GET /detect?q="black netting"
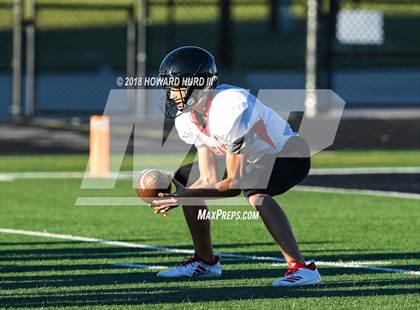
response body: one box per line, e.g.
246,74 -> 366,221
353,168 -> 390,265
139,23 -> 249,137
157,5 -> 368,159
325,0 -> 420,106
2,0 -> 419,121
0,0 -> 13,121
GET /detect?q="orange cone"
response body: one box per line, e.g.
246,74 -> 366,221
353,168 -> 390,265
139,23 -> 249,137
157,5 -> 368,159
89,115 -> 110,177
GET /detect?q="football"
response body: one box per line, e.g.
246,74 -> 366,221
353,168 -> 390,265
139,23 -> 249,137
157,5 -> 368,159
136,169 -> 173,203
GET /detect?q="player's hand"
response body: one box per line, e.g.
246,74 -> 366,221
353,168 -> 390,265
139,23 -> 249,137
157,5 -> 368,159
154,178 -> 186,200
152,179 -> 185,215
151,194 -> 179,216
215,177 -> 239,192
153,203 -> 177,216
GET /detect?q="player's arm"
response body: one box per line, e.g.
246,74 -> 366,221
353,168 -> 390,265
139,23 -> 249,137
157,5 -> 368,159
212,135 -> 246,194
152,133 -> 245,212
172,146 -> 241,198
214,152 -> 244,193
171,137 -> 245,198
188,146 -> 218,189
152,146 -> 240,213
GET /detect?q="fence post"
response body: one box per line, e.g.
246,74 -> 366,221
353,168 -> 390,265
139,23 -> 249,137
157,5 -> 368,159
219,0 -> 231,69
127,4 -> 136,110
11,0 -> 22,122
25,0 -> 36,120
167,0 -> 176,52
323,0 -> 339,90
304,0 -> 321,118
137,0 -> 148,119
269,0 -> 277,30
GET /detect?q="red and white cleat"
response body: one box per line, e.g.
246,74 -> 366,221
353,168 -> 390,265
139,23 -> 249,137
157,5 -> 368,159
272,260 -> 321,287
157,255 -> 221,278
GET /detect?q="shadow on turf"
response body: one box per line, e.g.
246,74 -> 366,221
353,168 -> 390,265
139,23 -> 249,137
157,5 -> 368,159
2,242 -> 420,307
3,242 -> 415,263
1,277 -> 420,308
3,264 -> 420,290
2,243 -> 420,276
0,246 -> 173,261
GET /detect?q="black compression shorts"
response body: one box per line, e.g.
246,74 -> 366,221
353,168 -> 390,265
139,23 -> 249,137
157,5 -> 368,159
174,136 -> 311,198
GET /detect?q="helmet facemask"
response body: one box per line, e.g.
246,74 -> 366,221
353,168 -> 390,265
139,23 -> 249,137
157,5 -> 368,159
160,77 -> 217,119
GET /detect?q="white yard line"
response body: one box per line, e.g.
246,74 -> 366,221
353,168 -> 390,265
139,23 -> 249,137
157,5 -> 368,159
1,228 -> 419,276
308,167 -> 420,175
74,197 -> 250,206
295,186 -> 420,200
0,171 -> 85,180
113,263 -> 167,270
0,171 -> 130,181
74,184 -> 420,207
2,169 -> 420,200
0,166 -> 419,181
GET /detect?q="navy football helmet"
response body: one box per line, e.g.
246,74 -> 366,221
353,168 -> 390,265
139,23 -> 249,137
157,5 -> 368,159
159,46 -> 218,118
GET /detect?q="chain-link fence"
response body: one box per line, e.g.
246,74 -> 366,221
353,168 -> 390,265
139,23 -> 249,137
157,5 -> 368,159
0,0 -> 13,121
145,0 -> 420,106
1,0 -> 420,122
321,0 -> 420,106
32,2 -> 135,116
145,0 -> 309,94
145,0 -> 308,70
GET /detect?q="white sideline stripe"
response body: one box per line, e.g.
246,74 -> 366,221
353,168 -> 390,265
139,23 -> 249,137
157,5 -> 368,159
295,186 -> 420,200
1,228 -> 419,276
0,172 -> 130,181
309,167 -> 420,175
0,172 -> 84,179
114,263 -> 167,270
2,170 -> 419,200
0,175 -> 15,181
74,184 -> 420,207
74,197 -> 250,206
0,166 -> 419,181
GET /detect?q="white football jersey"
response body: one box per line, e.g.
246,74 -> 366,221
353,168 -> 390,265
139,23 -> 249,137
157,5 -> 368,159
175,84 -> 297,163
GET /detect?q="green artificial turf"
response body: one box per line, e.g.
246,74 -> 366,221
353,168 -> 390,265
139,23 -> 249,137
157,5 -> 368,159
0,151 -> 419,308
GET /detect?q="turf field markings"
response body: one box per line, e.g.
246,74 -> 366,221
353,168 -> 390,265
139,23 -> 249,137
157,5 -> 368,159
0,171 -> 129,181
309,167 -> 420,175
113,263 -> 167,270
295,186 -> 420,200
74,184 -> 420,207
1,166 -> 419,181
0,174 -> 15,182
1,228 -> 419,276
75,197 -> 250,206
0,171 -> 84,180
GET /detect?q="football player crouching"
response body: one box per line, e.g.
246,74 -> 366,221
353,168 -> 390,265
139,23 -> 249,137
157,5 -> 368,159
152,46 -> 321,287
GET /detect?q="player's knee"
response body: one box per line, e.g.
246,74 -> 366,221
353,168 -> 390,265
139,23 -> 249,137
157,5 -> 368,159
247,193 -> 271,208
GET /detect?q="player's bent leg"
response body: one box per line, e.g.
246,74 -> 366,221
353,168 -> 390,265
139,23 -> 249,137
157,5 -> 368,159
247,193 -> 304,263
247,193 -> 321,287
173,162 -> 216,262
182,204 -> 215,262
157,203 -> 221,279
157,163 -> 220,279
